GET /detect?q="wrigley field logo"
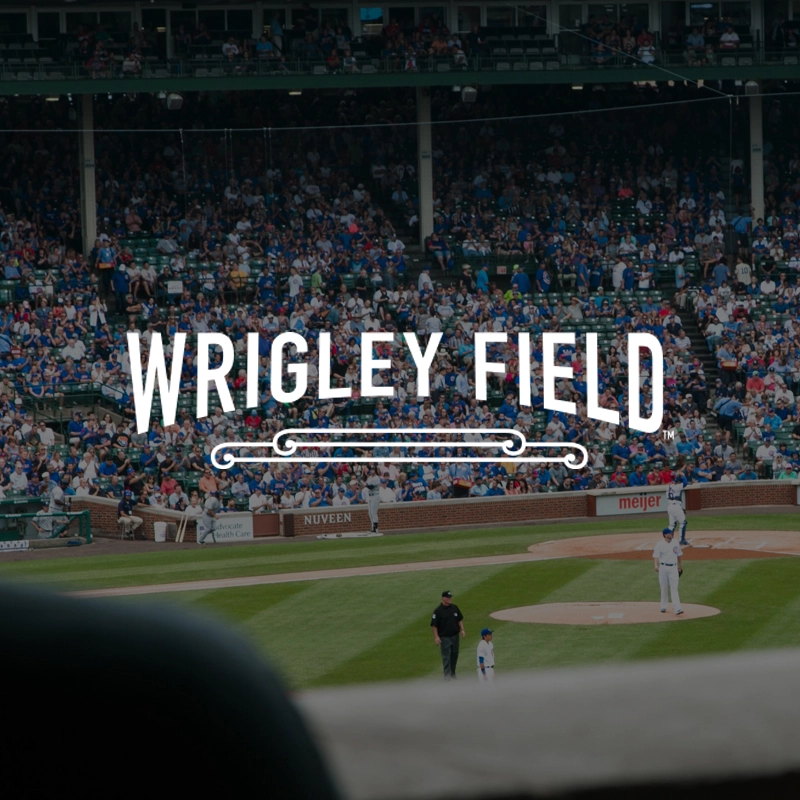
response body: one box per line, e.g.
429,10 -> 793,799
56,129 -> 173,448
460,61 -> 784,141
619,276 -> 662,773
127,331 -> 664,471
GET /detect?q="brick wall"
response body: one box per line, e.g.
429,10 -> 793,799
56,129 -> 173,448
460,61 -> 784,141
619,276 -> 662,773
74,481 -> 799,541
282,481 -> 799,537
71,498 -> 279,540
282,493 -> 588,536
691,482 -> 798,510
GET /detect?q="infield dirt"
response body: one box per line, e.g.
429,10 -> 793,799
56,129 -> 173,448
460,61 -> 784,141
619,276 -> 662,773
528,530 -> 800,560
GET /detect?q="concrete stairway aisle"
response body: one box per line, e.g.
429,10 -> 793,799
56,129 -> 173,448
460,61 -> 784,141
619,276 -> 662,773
681,313 -> 720,440
718,154 -> 738,256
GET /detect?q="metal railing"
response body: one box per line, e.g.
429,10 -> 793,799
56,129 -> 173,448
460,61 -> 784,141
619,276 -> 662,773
23,387 -> 120,426
0,47 -> 795,83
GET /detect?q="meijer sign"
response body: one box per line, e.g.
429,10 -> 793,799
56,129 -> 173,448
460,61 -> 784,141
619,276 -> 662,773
595,491 -> 666,516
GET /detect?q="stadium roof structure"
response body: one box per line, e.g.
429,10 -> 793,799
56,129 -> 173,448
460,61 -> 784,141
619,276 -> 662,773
0,0 -> 780,241
0,0 -> 795,94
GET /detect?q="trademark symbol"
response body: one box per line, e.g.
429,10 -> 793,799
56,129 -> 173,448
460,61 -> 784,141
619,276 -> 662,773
663,429 -> 675,440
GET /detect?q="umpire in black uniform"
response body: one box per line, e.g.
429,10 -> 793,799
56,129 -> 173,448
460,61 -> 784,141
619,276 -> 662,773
430,590 -> 465,680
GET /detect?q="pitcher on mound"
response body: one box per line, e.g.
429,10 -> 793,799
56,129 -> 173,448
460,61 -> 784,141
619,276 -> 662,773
653,528 -> 684,615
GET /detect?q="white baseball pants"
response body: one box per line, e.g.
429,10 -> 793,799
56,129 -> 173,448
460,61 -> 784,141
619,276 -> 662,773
659,566 -> 682,613
198,520 -> 216,543
368,494 -> 380,527
668,501 -> 686,529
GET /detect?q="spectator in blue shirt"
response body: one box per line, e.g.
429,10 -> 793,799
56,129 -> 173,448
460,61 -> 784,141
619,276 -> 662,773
738,465 -> 758,480
629,464 -> 648,486
712,260 -> 729,287
535,265 -> 552,293
476,264 -> 489,293
510,265 -> 530,294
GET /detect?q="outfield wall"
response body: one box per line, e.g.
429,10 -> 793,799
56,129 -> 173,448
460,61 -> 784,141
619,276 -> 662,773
281,493 -> 587,537
281,480 -> 800,537
687,482 -> 798,510
70,498 -> 279,541
74,481 -> 799,540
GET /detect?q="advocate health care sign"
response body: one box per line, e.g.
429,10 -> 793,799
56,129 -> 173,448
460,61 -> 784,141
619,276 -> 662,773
211,512 -> 254,542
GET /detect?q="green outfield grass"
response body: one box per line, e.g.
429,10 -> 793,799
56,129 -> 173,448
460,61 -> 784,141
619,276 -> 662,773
2,514 -> 799,690
146,555 -> 800,690
0,513 -> 794,592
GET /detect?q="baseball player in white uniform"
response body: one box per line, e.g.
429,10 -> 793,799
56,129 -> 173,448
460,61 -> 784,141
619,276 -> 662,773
31,510 -> 54,540
477,628 -> 495,683
198,490 -> 221,544
365,470 -> 381,533
48,475 -> 71,537
666,471 -> 689,546
653,528 -> 683,615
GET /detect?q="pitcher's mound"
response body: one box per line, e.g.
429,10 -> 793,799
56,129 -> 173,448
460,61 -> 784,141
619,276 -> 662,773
491,602 -> 720,625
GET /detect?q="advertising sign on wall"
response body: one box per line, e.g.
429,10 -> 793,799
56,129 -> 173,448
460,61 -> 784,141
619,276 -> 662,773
594,490 -> 668,516
212,513 -> 254,542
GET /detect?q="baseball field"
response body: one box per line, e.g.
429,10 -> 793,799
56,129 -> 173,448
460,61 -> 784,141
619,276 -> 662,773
2,513 -> 800,691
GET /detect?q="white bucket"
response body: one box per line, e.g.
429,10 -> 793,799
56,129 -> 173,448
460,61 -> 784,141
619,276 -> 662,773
154,522 -> 167,543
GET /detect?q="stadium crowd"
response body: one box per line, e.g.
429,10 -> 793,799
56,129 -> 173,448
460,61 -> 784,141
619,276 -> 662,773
1,88 -> 800,532
423,88 -> 741,289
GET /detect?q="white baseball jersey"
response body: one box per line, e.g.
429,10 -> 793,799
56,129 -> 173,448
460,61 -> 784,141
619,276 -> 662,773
653,537 -> 683,613
366,475 -> 381,495
48,485 -> 66,515
652,538 -> 683,567
35,510 -> 54,539
200,496 -> 221,529
666,479 -> 686,504
476,640 -> 495,668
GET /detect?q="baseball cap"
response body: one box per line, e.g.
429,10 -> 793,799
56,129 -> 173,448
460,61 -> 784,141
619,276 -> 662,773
441,591 -> 453,598
662,528 -> 674,536
480,628 -> 493,637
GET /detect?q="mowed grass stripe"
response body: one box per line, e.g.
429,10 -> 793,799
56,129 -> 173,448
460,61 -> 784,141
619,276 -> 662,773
316,560 -> 763,681
240,566 -> 518,688
183,583 -> 310,625
94,557 -> 800,690
314,560 -> 595,688
0,514 -> 793,591
473,560 -> 736,671
540,560 -> 656,604
744,591 -> 800,651
632,559 -> 800,661
512,559 -> 752,668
